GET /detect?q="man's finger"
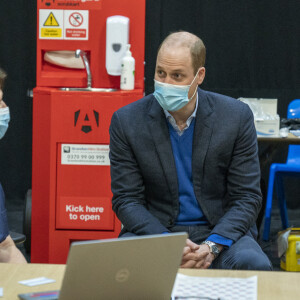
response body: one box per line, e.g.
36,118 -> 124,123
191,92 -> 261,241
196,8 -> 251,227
195,260 -> 205,269
182,246 -> 191,256
180,259 -> 197,268
182,252 -> 199,262
203,261 -> 211,269
194,257 -> 211,269
195,250 -> 209,260
185,239 -> 200,251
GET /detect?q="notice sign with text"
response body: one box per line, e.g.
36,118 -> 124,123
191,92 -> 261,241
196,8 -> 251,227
39,9 -> 89,40
56,196 -> 115,230
64,10 -> 89,40
61,144 -> 110,165
39,9 -> 63,39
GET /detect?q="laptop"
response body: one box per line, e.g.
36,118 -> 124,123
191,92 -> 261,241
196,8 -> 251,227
19,232 -> 187,300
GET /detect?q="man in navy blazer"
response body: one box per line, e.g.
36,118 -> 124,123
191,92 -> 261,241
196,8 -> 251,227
109,31 -> 272,270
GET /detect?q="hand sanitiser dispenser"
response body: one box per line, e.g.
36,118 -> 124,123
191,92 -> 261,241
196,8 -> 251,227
106,16 -> 129,76
121,44 -> 135,90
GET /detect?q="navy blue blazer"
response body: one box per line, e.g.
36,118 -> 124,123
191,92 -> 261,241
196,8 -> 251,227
109,88 -> 262,242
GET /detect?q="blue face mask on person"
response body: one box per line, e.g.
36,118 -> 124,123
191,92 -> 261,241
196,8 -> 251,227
153,69 -> 200,112
0,107 -> 10,139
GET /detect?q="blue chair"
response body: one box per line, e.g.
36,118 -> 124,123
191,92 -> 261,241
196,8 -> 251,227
263,99 -> 300,241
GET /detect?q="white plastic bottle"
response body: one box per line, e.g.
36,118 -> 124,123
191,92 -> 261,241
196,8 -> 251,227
120,44 -> 135,90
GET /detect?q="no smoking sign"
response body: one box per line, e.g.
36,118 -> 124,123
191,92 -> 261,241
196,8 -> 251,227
69,12 -> 83,27
64,10 -> 89,40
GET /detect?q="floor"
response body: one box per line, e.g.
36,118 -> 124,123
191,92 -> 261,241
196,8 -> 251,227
5,197 -> 300,271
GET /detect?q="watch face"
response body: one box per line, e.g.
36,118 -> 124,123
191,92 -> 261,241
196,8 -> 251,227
202,241 -> 220,257
211,245 -> 219,255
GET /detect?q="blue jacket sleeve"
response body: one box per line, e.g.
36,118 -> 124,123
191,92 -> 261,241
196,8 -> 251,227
207,234 -> 233,248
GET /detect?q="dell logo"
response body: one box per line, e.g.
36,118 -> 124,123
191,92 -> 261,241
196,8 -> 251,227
115,268 -> 130,283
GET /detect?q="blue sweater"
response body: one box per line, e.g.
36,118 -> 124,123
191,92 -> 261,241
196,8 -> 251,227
167,120 -> 233,248
168,120 -> 207,225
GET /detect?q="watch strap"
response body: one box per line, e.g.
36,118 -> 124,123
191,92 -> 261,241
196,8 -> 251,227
201,240 -> 220,258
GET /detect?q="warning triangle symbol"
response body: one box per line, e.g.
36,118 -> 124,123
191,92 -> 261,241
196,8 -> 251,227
44,12 -> 59,26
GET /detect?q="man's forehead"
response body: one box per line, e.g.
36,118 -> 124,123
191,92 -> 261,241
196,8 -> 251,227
156,45 -> 192,67
159,44 -> 190,57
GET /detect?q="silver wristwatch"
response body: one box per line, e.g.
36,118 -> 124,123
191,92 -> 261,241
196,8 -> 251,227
201,240 -> 220,258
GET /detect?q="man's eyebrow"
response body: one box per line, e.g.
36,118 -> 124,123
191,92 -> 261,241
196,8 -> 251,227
171,69 -> 185,73
155,66 -> 185,73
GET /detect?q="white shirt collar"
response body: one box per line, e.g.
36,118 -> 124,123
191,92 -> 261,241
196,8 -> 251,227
164,93 -> 198,136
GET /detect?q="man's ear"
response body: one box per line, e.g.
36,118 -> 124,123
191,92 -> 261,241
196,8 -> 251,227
197,67 -> 206,85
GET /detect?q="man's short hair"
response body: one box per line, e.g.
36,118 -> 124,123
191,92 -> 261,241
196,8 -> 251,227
0,68 -> 7,90
157,31 -> 206,75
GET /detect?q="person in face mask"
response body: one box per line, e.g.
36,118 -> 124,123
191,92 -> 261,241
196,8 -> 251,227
109,31 -> 272,271
0,68 -> 26,263
0,69 -> 10,139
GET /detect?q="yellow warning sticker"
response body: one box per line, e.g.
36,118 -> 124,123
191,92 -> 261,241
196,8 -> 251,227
44,12 -> 59,26
41,28 -> 62,38
39,9 -> 63,39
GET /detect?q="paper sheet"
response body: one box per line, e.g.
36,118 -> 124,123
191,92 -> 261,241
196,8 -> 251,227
172,273 -> 257,300
18,277 -> 56,287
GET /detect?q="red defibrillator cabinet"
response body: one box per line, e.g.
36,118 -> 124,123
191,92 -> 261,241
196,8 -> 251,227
31,0 -> 145,263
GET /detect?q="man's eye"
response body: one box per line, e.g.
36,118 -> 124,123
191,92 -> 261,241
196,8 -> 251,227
157,70 -> 165,76
173,73 -> 181,79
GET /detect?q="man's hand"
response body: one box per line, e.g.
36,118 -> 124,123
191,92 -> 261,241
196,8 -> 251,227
194,243 -> 215,269
180,239 -> 211,269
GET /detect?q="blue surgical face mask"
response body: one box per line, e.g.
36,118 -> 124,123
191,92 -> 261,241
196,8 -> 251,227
153,69 -> 200,112
0,107 -> 10,139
